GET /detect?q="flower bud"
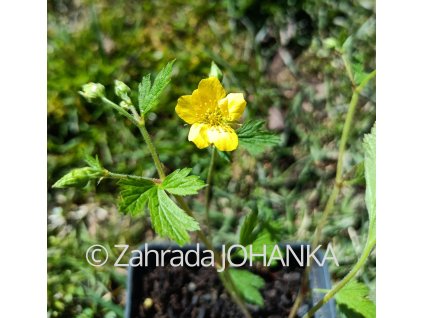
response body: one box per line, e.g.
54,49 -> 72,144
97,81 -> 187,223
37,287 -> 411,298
209,61 -> 223,81
114,80 -> 132,103
79,83 -> 105,101
52,167 -> 105,188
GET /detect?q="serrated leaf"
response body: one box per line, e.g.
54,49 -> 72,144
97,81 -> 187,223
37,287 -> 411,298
84,155 -> 102,170
363,124 -> 376,244
161,168 -> 206,196
237,120 -> 280,155
138,60 -> 175,114
249,230 -> 277,256
335,280 -> 376,318
118,179 -> 156,216
149,188 -> 200,245
229,269 -> 265,307
138,73 -> 151,109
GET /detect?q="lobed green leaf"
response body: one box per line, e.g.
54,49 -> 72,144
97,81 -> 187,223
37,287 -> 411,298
161,168 -> 206,196
84,155 -> 102,170
237,120 -> 280,155
118,178 -> 200,245
335,280 -> 376,318
118,179 -> 156,216
138,60 -> 175,114
229,269 -> 265,307
149,188 -> 200,245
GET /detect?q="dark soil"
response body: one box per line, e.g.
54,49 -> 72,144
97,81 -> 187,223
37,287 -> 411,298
135,264 -> 307,318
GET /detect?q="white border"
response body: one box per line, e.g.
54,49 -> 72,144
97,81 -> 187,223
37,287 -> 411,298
0,1 -> 46,316
378,1 -> 423,316
0,0 -> 422,316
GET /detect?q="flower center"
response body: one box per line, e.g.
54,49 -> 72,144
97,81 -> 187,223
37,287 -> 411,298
203,108 -> 225,127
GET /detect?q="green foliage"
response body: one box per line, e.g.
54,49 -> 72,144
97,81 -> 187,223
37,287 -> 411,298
118,179 -> 155,216
237,209 -> 280,262
352,62 -> 368,86
138,60 -> 175,115
336,280 -> 376,318
239,209 -> 258,246
237,120 -> 280,155
84,155 -> 103,170
118,177 -> 200,245
162,168 -> 206,196
346,162 -> 365,186
48,206 -> 131,318
149,188 -> 200,245
363,125 -> 376,244
229,269 -> 265,307
53,155 -> 105,189
52,167 -> 105,188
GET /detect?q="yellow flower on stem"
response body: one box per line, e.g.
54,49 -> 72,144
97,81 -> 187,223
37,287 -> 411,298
175,77 -> 247,151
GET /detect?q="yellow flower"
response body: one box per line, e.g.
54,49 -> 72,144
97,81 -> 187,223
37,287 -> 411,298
175,77 -> 246,151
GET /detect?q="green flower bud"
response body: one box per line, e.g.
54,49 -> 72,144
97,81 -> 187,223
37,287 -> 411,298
114,80 -> 132,104
79,83 -> 105,101
52,167 -> 106,188
114,80 -> 130,95
209,61 -> 223,81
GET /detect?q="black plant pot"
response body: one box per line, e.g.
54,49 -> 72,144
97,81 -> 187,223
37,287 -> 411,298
125,243 -> 336,318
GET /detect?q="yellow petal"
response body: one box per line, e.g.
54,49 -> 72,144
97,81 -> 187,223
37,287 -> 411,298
226,93 -> 246,121
188,123 -> 210,149
192,77 -> 226,112
218,97 -> 229,118
206,126 -> 238,152
175,95 -> 199,124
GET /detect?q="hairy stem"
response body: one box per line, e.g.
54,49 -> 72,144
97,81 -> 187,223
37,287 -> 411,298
105,171 -> 158,183
288,70 -> 376,318
100,97 -> 139,127
137,117 -> 166,180
315,70 -> 376,246
205,146 -> 217,229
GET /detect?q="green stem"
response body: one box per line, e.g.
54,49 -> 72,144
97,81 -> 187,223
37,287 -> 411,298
314,70 -> 376,248
303,239 -> 376,318
205,146 -> 217,229
137,117 -> 166,180
288,70 -> 375,318
105,171 -> 159,183
341,54 -> 356,87
100,97 -> 139,127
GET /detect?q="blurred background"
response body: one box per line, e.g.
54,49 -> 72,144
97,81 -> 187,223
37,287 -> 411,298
47,0 -> 375,317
